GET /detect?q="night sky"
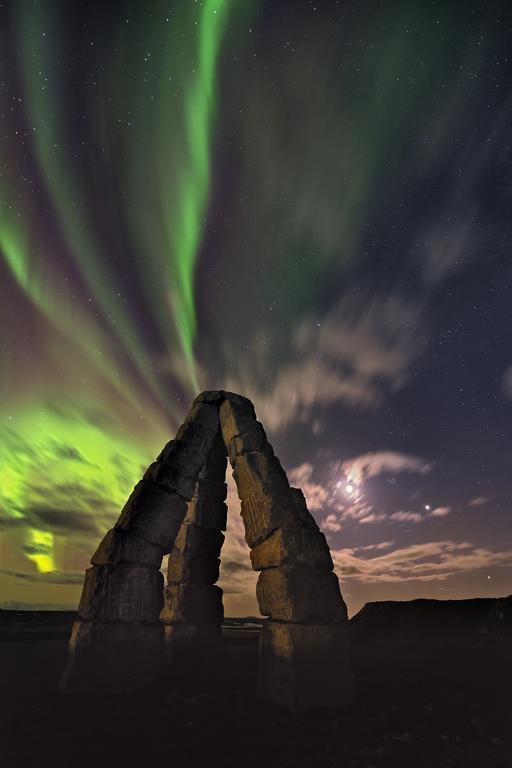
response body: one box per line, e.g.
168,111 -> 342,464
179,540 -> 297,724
1,0 -> 512,616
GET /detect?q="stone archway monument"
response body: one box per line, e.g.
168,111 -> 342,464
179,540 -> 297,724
61,391 -> 354,711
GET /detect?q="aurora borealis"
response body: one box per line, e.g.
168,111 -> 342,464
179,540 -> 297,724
1,0 -> 512,616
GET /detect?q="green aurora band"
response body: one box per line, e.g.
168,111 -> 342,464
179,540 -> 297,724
17,3 -> 170,406
1,0 -> 240,578
0,0 -> 493,612
165,0 -> 231,382
107,0 -> 240,392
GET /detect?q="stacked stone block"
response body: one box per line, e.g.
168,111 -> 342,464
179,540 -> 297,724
61,390 -> 353,711
218,393 -> 354,713
161,432 -> 227,667
60,400 -> 221,694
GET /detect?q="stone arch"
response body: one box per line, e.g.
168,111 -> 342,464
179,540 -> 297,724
61,391 -> 353,711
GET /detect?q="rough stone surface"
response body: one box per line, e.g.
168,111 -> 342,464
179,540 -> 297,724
218,393 -> 256,439
250,527 -> 333,571
64,389 -> 353,708
167,551 -> 220,586
193,390 -> 228,404
161,584 -> 224,625
185,497 -> 227,530
226,428 -> 268,466
173,522 -> 224,558
256,566 -> 347,623
231,450 -> 314,548
289,487 -> 320,530
157,403 -> 220,498
198,430 -> 227,482
175,400 -> 220,442
232,450 -> 289,500
116,479 -> 187,552
60,620 -> 163,694
91,528 -> 163,568
219,397 -> 268,464
143,456 -> 196,501
78,564 -> 163,623
149,402 -> 221,499
195,480 -> 228,503
149,446 -> 196,500
240,490 -> 313,549
258,621 -> 354,712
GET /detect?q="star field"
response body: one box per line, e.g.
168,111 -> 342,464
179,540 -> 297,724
1,0 -> 512,615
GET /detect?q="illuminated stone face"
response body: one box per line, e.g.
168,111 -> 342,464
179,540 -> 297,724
61,391 -> 353,712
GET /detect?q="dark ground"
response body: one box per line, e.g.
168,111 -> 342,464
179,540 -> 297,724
1,597 -> 511,768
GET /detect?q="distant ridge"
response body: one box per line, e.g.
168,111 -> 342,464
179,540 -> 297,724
2,597 -> 511,643
349,596 -> 512,643
0,609 -> 264,642
0,602 -> 77,612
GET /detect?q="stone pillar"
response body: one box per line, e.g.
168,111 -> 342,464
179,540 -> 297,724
60,400 -> 221,694
220,393 -> 354,712
253,516 -> 354,712
59,524 -> 170,693
161,431 -> 227,668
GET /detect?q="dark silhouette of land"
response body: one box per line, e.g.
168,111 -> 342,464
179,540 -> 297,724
1,596 -> 510,767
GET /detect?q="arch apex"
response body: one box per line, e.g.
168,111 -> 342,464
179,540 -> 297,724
60,391 -> 353,711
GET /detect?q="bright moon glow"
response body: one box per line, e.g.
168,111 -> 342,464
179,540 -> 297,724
425,504 -> 431,511
346,484 -> 354,494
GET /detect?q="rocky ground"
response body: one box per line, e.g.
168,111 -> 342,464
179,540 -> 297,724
1,598 -> 511,768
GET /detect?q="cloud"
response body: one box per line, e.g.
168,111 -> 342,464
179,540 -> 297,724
390,511 -> 423,524
342,451 -> 432,484
286,459 -> 438,532
322,514 -> 343,533
51,444 -> 90,464
358,541 -> 395,552
0,569 -> 84,585
413,81 -> 510,289
223,294 -> 425,431
388,506 -> 451,523
217,475 -> 258,614
413,213 -> 479,286
340,504 -> 374,521
469,496 -> 489,508
283,457 -> 449,534
288,463 -> 328,511
332,540 -> 512,583
502,367 -> 512,398
24,505 -> 102,536
359,513 -> 387,525
429,506 -> 451,518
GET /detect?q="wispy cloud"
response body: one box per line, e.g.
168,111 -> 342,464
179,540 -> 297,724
332,540 -> 512,583
430,506 -> 451,518
389,506 -> 451,524
322,514 -> 343,533
224,294 -> 425,431
359,513 -> 387,525
288,463 -> 329,511
285,453 -> 447,533
342,451 -> 432,484
413,79 -> 511,288
217,476 -> 258,615
502,366 -> 512,398
358,541 -> 395,552
412,212 -> 480,286
390,511 -> 423,524
469,496 -> 489,508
